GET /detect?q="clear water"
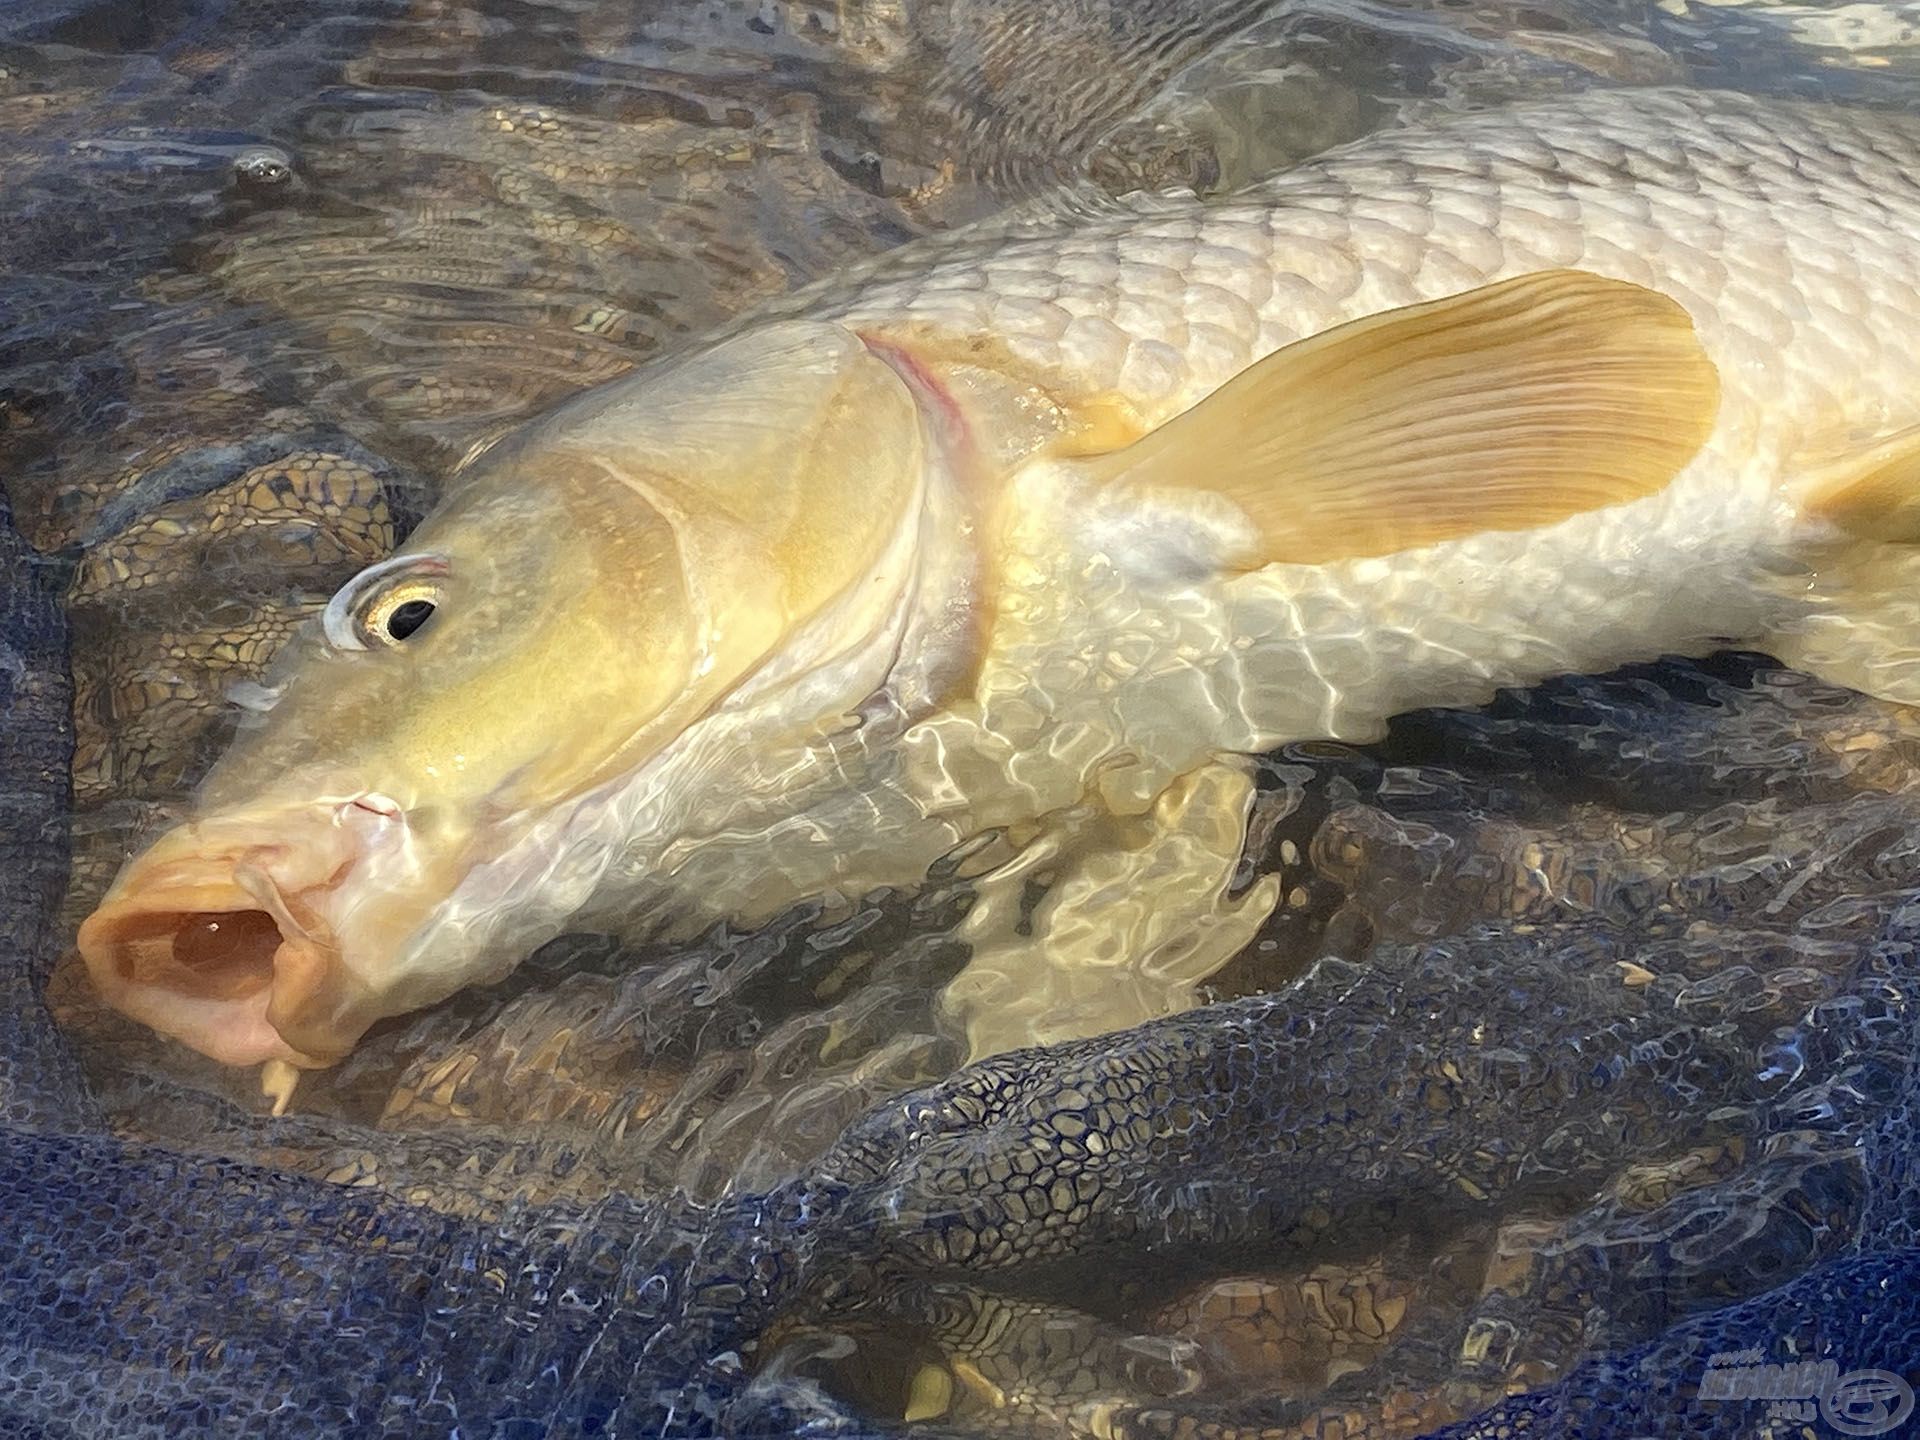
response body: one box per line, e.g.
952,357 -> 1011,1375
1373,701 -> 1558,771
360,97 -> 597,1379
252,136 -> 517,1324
8,0 -> 1920,1433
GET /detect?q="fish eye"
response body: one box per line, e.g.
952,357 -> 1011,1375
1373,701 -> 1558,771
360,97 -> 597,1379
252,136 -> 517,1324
364,587 -> 440,645
384,598 -> 435,639
323,554 -> 450,652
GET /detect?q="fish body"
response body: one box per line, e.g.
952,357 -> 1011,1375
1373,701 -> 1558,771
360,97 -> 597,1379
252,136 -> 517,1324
813,87 -> 1916,734
79,88 -> 1920,1076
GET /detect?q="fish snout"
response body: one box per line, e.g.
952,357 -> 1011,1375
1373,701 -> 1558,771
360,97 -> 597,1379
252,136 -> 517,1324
77,797 -> 415,1068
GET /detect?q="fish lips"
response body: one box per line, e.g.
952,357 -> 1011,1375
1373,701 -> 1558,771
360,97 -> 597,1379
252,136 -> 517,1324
77,797 -> 427,1069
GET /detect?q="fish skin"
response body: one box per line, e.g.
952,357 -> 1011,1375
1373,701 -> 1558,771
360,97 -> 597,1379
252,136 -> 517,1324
851,89 -> 1920,723
79,88 -> 1920,1069
638,88 -> 1920,1053
812,88 -> 1915,424
658,87 -> 1920,895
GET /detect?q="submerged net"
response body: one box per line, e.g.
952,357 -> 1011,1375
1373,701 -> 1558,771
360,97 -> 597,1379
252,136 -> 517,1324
13,482 -> 1920,1435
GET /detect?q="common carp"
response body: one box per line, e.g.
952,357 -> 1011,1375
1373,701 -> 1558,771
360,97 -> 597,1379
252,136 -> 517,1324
78,89 -> 1920,1100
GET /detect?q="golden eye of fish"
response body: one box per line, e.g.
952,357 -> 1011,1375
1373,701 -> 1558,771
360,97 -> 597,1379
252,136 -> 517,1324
360,580 -> 440,645
323,554 -> 450,652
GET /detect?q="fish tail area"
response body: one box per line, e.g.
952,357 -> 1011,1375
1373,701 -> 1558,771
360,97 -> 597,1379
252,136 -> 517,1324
1774,423 -> 1920,705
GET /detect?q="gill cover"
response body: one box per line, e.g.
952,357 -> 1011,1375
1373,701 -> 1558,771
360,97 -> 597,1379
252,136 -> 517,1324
203,319 -> 928,829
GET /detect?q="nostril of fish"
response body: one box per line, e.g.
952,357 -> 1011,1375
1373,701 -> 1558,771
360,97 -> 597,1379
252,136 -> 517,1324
350,794 -> 402,821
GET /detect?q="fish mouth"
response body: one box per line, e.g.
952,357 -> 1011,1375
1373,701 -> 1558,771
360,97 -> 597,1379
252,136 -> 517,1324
77,806 -> 401,1068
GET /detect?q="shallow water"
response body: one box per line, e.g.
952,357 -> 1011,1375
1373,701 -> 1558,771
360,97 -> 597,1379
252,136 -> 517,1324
7,1 -> 1920,1436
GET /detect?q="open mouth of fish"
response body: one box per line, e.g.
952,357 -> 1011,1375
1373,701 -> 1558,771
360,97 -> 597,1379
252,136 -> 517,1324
84,895 -> 327,1065
77,801 -> 412,1069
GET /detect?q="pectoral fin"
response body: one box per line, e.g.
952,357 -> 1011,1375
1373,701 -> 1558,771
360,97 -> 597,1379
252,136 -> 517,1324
1794,424 -> 1920,544
1079,269 -> 1720,567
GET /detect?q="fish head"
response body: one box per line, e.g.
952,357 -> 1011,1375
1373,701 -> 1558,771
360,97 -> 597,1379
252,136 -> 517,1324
79,321 -> 933,1069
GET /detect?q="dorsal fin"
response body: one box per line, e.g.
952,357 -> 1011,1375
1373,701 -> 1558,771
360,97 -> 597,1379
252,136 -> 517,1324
1078,269 -> 1721,567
